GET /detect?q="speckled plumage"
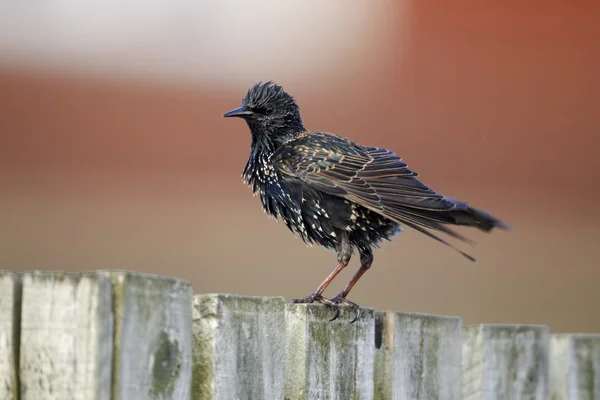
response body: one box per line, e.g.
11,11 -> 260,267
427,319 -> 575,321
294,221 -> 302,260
249,131 -> 403,253
224,82 -> 507,321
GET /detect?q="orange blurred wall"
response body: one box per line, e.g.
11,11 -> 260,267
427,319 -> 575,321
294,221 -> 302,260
1,1 -> 599,332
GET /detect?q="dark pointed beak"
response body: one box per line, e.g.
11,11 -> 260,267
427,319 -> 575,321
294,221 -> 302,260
223,105 -> 253,118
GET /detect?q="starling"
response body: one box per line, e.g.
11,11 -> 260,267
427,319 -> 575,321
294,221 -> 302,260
224,81 -> 507,322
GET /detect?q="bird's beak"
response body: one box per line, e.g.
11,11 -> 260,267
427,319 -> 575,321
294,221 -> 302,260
223,105 -> 253,118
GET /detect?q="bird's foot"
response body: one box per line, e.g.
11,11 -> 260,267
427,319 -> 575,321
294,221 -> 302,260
328,293 -> 360,323
290,293 -> 335,306
291,292 -> 360,323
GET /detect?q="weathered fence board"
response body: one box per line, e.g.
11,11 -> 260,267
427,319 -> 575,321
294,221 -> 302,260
549,333 -> 600,399
2,269 -> 599,399
192,294 -> 286,400
284,303 -> 375,400
19,271 -> 114,400
374,311 -> 462,400
462,324 -> 550,400
107,271 -> 193,400
0,271 -> 21,400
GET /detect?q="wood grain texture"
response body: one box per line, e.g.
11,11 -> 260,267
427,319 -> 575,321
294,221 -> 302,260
550,334 -> 600,399
0,271 -> 21,400
19,271 -> 113,400
374,311 -> 462,400
462,324 -> 550,400
192,294 -> 286,400
107,271 -> 193,400
284,303 -> 375,400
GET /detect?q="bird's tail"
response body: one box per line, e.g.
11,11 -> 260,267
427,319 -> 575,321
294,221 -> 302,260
383,200 -> 508,262
445,203 -> 509,232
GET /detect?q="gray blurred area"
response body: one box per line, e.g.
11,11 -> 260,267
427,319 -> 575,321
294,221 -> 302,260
1,1 -> 599,332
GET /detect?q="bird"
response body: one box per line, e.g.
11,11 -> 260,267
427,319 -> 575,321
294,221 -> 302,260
223,81 -> 507,322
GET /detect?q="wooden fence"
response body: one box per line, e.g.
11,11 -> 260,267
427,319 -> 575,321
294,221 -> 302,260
1,270 -> 598,399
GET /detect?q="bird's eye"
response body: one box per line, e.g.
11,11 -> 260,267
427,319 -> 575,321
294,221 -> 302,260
265,107 -> 274,115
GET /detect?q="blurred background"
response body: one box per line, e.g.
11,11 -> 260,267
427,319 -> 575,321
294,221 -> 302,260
1,1 -> 599,332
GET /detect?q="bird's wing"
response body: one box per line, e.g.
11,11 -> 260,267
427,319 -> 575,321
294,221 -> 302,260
273,131 -> 476,260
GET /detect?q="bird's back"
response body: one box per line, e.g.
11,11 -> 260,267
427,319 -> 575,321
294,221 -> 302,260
272,130 -> 507,259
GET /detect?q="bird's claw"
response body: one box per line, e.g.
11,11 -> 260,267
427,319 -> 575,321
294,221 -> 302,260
328,294 -> 360,323
291,293 -> 360,323
329,306 -> 341,322
350,308 -> 360,324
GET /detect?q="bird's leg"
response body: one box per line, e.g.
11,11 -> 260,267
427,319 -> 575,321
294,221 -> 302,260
290,260 -> 349,305
330,248 -> 373,323
291,235 -> 353,307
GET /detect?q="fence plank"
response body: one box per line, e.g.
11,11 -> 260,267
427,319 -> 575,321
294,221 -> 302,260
0,271 -> 21,400
549,334 -> 600,399
284,303 -> 375,400
19,271 -> 113,400
108,271 -> 193,400
462,324 -> 550,400
374,311 -> 462,400
192,294 -> 286,400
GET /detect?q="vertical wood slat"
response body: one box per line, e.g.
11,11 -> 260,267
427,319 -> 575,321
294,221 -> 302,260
108,271 -> 193,400
549,334 -> 600,399
373,311 -> 462,400
462,324 -> 550,400
284,304 -> 375,400
191,294 -> 286,400
19,271 -> 114,400
0,271 -> 22,400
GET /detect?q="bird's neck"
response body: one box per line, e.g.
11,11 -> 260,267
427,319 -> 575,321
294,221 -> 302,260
242,141 -> 276,193
247,118 -> 305,150
243,123 -> 304,192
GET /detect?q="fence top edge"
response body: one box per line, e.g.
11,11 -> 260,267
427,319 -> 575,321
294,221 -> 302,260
551,332 -> 600,340
376,310 -> 463,321
464,323 -> 551,330
2,269 -> 191,285
194,293 -> 287,302
0,270 -> 23,275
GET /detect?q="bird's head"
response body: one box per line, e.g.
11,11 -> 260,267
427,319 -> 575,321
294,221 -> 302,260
223,81 -> 305,148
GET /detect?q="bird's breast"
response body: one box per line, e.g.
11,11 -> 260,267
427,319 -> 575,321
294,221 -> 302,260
254,177 -> 338,247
